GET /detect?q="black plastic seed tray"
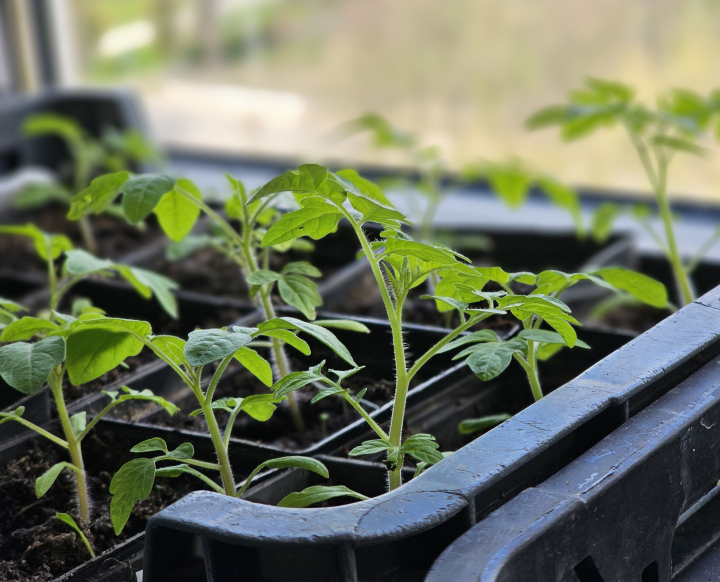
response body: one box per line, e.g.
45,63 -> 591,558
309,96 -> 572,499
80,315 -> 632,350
140,286 -> 720,582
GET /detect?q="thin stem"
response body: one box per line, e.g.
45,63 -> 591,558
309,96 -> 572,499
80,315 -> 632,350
342,392 -> 390,441
47,254 -> 57,309
52,275 -> 86,311
654,149 -> 694,306
513,340 -> 543,402
204,355 -> 233,406
628,134 -> 694,306
235,464 -> 265,498
0,415 -> 68,448
78,216 -> 97,255
223,403 -> 244,449
197,374 -> 235,495
406,313 -> 488,384
341,208 -> 409,491
170,465 -> 225,494
49,366 -> 90,522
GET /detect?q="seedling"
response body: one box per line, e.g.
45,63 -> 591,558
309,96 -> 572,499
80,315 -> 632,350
0,313 -> 179,523
55,513 -> 95,558
66,172 -> 326,432
0,226 -> 179,523
527,78 -> 720,306
250,164 -> 667,490
108,315 -> 362,532
0,224 -> 178,317
19,113 -> 160,253
433,264 -> 666,403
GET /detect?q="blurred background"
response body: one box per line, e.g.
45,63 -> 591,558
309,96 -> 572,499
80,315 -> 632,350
4,0 -> 720,202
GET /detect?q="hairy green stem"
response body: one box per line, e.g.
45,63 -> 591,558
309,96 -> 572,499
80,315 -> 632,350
48,366 -> 90,521
343,210 -> 408,490
196,374 -> 235,495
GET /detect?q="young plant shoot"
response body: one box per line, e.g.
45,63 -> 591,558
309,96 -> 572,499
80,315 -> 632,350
0,314 -> 178,528
66,172 -> 327,432
249,164 -> 667,491
20,113 -> 160,252
108,316 -> 360,533
527,78 -> 720,306
0,224 -> 178,316
0,225 -> 179,530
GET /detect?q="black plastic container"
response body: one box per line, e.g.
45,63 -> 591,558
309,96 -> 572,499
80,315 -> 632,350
426,288 -> 720,582
140,285 -> 720,582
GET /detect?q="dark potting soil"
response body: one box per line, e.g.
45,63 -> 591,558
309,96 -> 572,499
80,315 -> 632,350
146,237 -> 353,300
0,428 -> 201,582
0,204 -> 162,273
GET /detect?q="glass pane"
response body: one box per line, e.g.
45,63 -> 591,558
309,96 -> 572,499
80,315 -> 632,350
68,0 -> 720,201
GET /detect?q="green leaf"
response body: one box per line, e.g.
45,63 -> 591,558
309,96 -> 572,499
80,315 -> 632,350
123,267 -> 179,319
262,197 -> 343,247
250,164 -> 347,204
70,412 -> 86,438
458,413 -> 511,435
154,178 -> 202,241
234,347 -> 273,387
525,105 -> 573,129
184,327 -> 255,367
237,394 -> 281,421
23,113 -> 85,144
486,163 -> 531,208
0,224 -> 73,260
591,268 -> 667,309
122,174 -> 176,223
0,317 -> 58,341
384,238 -> 458,265
461,338 -> 527,381
68,171 -> 130,219
36,462 -> 77,497
518,329 -> 589,348
150,335 -> 187,366
280,317 -> 357,366
349,439 -> 393,456
65,319 -> 150,385
131,437 -> 169,454
104,386 -> 180,417
0,336 -> 65,394
651,135 -> 706,156
272,365 -> 326,398
62,249 -> 113,276
281,261 -> 322,277
247,270 -> 282,285
255,456 -> 329,478
278,274 -> 322,320
278,485 -> 369,508
591,202 -> 621,243
55,513 -> 95,557
312,319 -> 371,333
260,329 -> 311,355
110,458 -> 156,535
437,330 -> 500,354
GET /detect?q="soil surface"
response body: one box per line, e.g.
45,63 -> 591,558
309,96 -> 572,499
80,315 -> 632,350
0,427 -> 202,582
0,204 -> 163,273
145,228 -> 360,300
